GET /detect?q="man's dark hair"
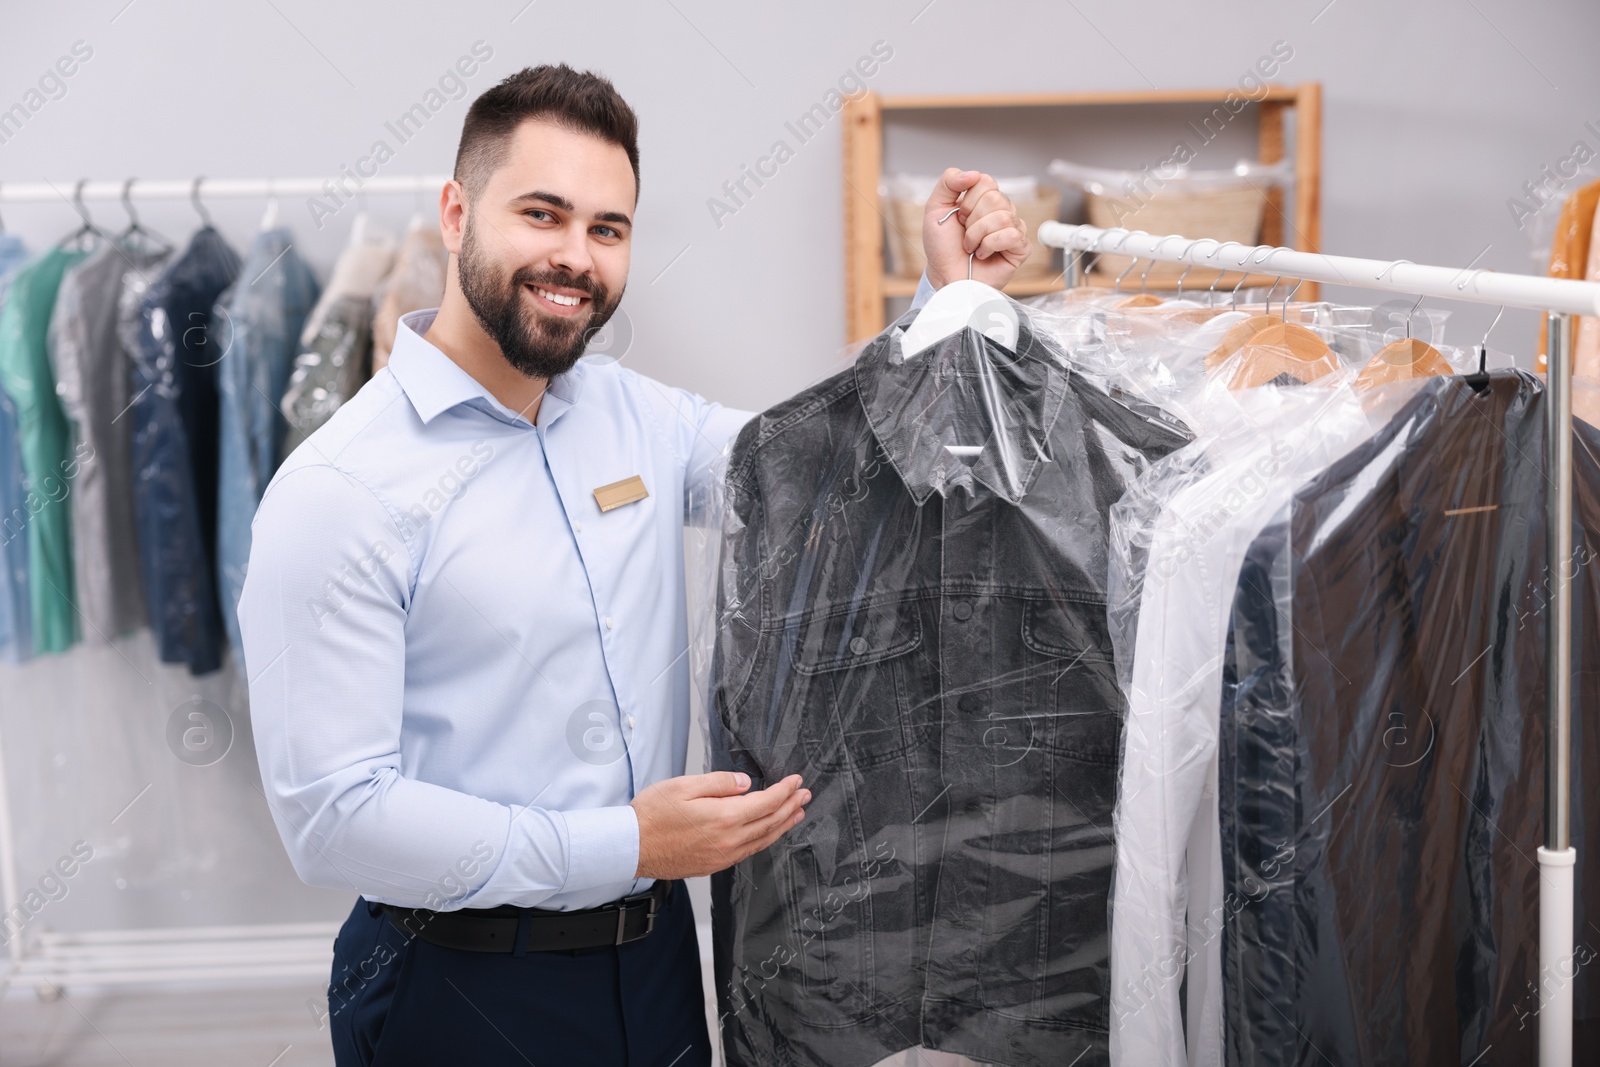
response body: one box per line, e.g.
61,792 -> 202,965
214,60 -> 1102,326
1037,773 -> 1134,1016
454,64 -> 640,203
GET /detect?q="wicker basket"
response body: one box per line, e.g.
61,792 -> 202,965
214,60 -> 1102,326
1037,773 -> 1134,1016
1084,185 -> 1266,285
885,185 -> 1061,284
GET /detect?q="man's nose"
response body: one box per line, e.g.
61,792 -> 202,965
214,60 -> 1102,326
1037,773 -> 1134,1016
548,223 -> 594,278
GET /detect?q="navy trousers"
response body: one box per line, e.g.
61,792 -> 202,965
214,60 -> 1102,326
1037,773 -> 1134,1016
327,882 -> 713,1066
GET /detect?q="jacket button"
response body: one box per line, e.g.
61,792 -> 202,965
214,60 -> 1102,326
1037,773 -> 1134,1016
952,601 -> 973,621
849,636 -> 869,655
956,693 -> 982,713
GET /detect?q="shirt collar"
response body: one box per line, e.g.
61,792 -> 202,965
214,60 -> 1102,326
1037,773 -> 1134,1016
855,304 -> 1070,506
386,307 -> 587,429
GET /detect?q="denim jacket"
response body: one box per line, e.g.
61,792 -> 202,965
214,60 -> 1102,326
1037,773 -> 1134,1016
709,305 -> 1190,1067
131,226 -> 240,674
214,228 -> 319,662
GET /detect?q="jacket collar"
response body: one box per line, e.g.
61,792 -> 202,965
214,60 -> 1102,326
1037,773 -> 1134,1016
855,303 -> 1070,506
386,307 -> 586,429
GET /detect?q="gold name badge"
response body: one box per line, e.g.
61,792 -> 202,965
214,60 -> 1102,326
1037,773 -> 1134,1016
593,475 -> 649,513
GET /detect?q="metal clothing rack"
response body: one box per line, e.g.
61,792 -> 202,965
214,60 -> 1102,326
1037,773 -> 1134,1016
0,175 -> 442,1000
1038,221 -> 1600,1067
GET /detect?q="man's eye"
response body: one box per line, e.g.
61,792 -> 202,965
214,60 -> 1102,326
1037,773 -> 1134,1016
526,209 -> 554,222
593,226 -> 619,239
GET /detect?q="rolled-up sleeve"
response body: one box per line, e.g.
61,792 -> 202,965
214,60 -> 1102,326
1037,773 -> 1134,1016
238,463 -> 639,909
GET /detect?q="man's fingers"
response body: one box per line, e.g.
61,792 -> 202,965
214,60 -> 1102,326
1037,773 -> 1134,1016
975,226 -> 1028,264
739,805 -> 807,861
961,207 -> 1022,255
723,774 -> 803,821
926,167 -> 980,214
676,770 -> 753,799
949,174 -> 999,230
739,787 -> 810,846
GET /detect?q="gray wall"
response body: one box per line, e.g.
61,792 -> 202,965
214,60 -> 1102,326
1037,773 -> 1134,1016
4,0 -> 1598,412
0,0 -> 1596,934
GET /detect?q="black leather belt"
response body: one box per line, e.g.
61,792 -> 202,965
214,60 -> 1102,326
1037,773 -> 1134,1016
381,880 -> 672,954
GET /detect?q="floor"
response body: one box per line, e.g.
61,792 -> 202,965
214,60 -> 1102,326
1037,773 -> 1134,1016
0,980 -> 336,1067
0,921 -> 977,1066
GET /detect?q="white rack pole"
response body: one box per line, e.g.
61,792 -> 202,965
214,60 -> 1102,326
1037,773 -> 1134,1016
1542,310 -> 1577,1066
0,175 -> 451,205
1037,221 -> 1595,1067
1037,222 -> 1600,317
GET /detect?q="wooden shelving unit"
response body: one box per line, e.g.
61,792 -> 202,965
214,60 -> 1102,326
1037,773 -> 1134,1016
842,84 -> 1323,342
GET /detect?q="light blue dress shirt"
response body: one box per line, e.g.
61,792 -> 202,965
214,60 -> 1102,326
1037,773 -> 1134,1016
241,278 -> 937,913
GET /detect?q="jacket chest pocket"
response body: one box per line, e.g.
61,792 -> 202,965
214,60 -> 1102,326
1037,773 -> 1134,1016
778,600 -> 923,771
1022,597 -> 1124,765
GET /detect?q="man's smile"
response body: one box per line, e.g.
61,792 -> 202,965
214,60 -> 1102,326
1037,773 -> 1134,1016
527,282 -> 592,316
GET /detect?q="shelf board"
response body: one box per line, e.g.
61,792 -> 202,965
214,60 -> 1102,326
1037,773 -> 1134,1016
879,88 -> 1299,111
883,275 -> 1066,298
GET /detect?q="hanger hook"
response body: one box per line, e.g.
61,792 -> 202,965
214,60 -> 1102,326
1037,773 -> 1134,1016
1400,292 -> 1426,339
1281,277 -> 1305,321
1481,304 -> 1507,349
1174,238 -> 1204,298
73,178 -> 92,228
1114,255 -> 1138,294
121,178 -> 139,230
191,176 -> 212,226
1375,258 -> 1411,282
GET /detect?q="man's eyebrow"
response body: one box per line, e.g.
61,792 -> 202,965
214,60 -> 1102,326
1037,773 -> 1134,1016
512,190 -> 631,229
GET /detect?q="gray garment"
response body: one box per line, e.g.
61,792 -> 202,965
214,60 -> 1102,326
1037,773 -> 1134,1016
48,239 -> 172,641
278,294 -> 372,461
279,231 -> 393,462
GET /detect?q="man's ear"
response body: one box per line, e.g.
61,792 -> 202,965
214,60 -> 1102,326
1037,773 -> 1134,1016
439,179 -> 467,256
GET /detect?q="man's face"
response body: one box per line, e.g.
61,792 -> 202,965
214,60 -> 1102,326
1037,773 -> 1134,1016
455,118 -> 635,380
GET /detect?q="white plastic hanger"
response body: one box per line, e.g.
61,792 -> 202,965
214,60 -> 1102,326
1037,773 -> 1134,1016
899,204 -> 1019,360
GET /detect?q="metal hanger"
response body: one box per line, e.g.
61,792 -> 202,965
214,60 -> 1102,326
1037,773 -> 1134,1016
62,179 -> 100,251
117,178 -> 173,254
1464,304 -> 1506,394
191,176 -> 213,228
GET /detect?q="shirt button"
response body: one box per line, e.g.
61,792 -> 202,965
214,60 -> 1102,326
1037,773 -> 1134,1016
952,601 -> 973,621
604,616 -> 614,630
849,636 -> 869,655
574,520 -> 583,533
626,714 -> 636,730
957,693 -> 983,713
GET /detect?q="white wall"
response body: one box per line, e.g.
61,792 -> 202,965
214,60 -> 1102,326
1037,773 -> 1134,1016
0,0 -> 1596,933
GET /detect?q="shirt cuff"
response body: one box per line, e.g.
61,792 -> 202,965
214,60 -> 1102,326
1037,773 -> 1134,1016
909,269 -> 936,311
561,804 -> 640,893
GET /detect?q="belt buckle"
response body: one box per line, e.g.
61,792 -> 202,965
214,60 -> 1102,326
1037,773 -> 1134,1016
614,887 -> 661,945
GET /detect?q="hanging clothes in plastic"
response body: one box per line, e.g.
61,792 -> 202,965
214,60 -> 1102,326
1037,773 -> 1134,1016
1105,379 -> 1402,1067
707,302 -> 1191,1067
214,227 -> 319,663
131,225 -> 241,675
370,219 -> 445,373
1205,372 -> 1548,1066
0,244 -> 90,654
278,225 -> 394,460
0,232 -> 33,662
49,237 -> 172,643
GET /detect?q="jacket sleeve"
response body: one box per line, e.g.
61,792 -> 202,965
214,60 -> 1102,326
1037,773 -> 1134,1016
238,462 -> 638,909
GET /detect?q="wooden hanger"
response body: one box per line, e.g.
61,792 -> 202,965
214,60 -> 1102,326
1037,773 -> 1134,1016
1204,275 -> 1291,370
1355,297 -> 1452,389
1223,317 -> 1339,390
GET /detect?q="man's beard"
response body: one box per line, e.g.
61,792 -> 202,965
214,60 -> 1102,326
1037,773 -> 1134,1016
457,217 -> 623,380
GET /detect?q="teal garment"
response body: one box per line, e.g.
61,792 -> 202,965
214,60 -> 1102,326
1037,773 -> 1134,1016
0,245 -> 90,653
